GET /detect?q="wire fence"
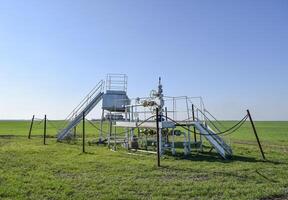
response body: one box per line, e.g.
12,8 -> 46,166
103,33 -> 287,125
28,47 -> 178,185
0,110 -> 250,143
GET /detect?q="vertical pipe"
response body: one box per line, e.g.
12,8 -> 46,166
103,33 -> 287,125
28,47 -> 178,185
28,115 -> 35,139
247,110 -> 265,160
131,106 -> 134,141
82,112 -> 85,153
192,104 -> 197,142
165,107 -> 168,144
136,105 -> 140,138
165,107 -> 168,121
43,115 -> 47,145
156,108 -> 160,167
171,128 -> 175,155
185,97 -> 190,121
108,115 -> 112,148
183,132 -> 188,156
200,98 -> 204,122
174,99 -> 177,120
114,121 -> 117,151
131,106 -> 134,121
187,126 -> 191,153
99,109 -> 104,143
172,97 -> 175,120
196,108 -> 203,151
125,107 -> 129,149
185,98 -> 191,153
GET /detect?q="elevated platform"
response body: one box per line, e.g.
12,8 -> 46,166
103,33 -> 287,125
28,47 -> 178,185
115,120 -> 232,159
115,121 -> 176,129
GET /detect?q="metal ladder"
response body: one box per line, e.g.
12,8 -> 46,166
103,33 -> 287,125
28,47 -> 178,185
57,80 -> 104,141
194,121 -> 233,159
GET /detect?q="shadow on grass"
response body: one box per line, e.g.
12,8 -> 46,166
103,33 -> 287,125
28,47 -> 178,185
0,134 -> 27,138
165,141 -> 286,165
1,135 -> 285,166
165,151 -> 286,165
0,134 -> 57,139
255,169 -> 279,183
78,151 -> 96,155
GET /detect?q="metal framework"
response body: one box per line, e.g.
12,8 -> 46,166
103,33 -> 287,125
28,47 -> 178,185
54,74 -> 265,164
106,73 -> 128,92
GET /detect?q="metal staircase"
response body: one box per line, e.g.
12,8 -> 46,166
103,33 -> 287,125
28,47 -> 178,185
57,80 -> 104,141
194,121 -> 232,159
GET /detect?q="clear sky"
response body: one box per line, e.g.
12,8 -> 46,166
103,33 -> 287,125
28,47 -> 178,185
0,0 -> 287,120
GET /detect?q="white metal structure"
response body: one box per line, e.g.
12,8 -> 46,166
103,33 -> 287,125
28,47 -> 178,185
99,74 -> 130,143
114,78 -> 233,159
194,122 -> 232,159
57,80 -> 104,141
57,74 -> 232,159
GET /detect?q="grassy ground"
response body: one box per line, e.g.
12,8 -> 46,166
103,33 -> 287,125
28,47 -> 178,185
0,120 -> 288,200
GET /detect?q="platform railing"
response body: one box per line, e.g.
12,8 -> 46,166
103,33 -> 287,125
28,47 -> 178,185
61,80 -> 104,128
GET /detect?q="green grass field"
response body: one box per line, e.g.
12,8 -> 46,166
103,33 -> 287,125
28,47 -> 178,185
0,120 -> 288,200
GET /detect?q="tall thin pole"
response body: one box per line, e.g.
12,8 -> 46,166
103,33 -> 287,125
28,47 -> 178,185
192,104 -> 197,142
43,115 -> 47,145
156,108 -> 160,167
165,107 -> 168,121
165,107 -> 169,143
247,109 -> 265,160
82,112 -> 86,153
108,115 -> 113,148
125,107 -> 129,149
114,123 -> 117,151
99,109 -> 104,143
28,115 -> 35,139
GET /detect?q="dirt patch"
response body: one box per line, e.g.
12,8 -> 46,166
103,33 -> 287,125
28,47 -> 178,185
0,135 -> 18,138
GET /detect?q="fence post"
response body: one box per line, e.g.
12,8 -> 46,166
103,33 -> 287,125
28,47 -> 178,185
247,109 -> 265,160
156,108 -> 160,167
28,115 -> 35,139
44,115 -> 47,145
192,104 -> 197,142
82,112 -> 86,153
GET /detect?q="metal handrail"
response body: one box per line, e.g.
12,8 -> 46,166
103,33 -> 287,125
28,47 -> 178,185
106,74 -> 127,92
63,80 -> 104,125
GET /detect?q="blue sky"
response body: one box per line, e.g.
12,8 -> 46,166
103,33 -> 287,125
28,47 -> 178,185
0,0 -> 287,120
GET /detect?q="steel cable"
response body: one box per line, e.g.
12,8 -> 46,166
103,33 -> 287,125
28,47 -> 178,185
165,114 -> 248,136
